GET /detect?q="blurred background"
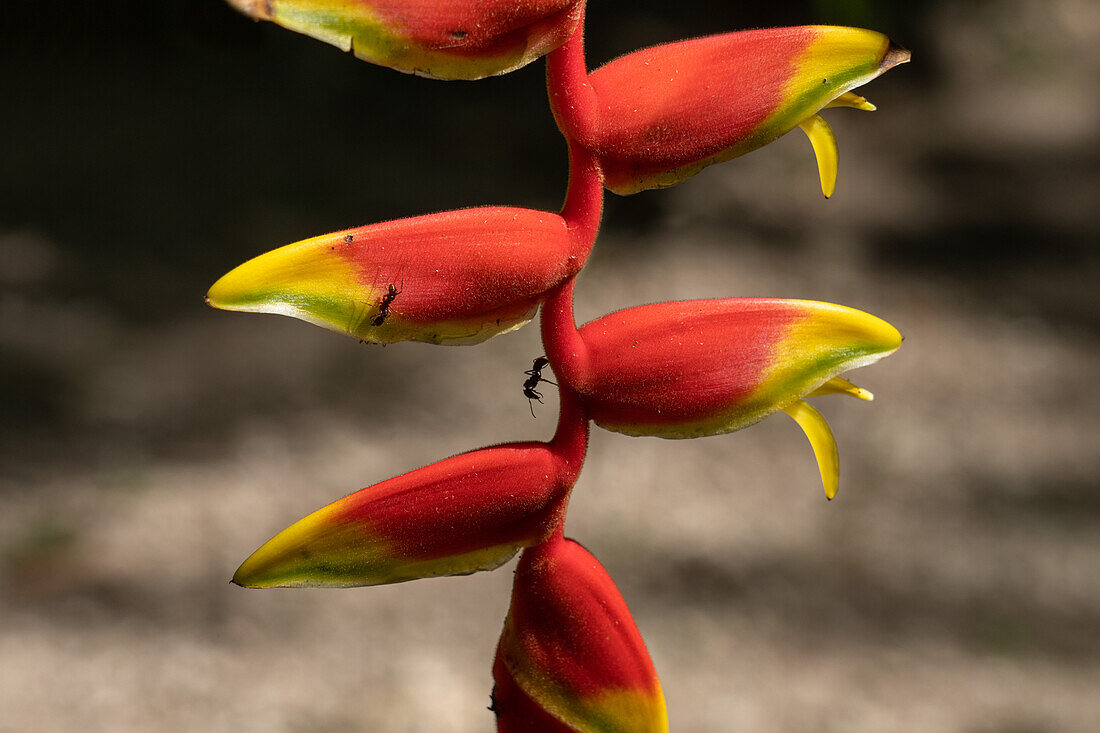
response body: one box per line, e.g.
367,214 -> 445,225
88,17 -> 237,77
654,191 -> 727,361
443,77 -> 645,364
2,1 -> 1098,731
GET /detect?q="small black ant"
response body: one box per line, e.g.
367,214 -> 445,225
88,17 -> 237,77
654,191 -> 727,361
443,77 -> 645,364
522,356 -> 556,417
371,283 -> 402,327
487,689 -> 498,716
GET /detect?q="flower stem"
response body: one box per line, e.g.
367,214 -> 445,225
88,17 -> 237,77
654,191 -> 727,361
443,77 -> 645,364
543,14 -> 600,396
545,10 -> 598,145
540,9 -> 598,530
560,141 -> 603,258
540,275 -> 589,392
550,381 -> 589,486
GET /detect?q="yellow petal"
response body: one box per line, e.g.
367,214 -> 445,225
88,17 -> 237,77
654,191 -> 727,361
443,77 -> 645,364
798,113 -> 838,198
782,400 -> 839,500
826,91 -> 877,111
808,376 -> 874,401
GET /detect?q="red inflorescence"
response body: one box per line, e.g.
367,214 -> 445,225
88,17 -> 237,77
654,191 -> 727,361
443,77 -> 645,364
213,2 -> 909,730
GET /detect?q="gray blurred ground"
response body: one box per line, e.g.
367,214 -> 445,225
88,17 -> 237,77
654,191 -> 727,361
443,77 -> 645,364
2,1 -> 1098,731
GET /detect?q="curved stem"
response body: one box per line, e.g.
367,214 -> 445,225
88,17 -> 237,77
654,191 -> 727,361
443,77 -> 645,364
540,275 -> 589,392
544,521 -> 567,550
560,140 -> 603,258
545,10 -> 599,146
519,526 -> 563,567
549,381 -> 588,484
539,8 -> 598,522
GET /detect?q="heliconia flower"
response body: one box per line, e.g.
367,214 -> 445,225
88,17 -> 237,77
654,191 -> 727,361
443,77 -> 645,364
206,206 -> 592,346
542,290 -> 901,498
493,534 -> 667,732
224,0 -> 584,80
549,25 -> 909,196
232,388 -> 588,587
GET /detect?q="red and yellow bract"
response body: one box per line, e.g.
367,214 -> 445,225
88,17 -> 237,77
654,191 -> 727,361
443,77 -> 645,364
540,284 -> 902,499
232,389 -> 589,588
564,298 -> 899,438
549,25 -> 909,196
207,206 -> 593,345
494,534 -> 668,732
226,0 -> 584,79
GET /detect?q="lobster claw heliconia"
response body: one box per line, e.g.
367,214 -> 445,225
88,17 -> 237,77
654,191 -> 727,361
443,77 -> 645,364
493,535 -> 668,732
551,298 -> 902,499
225,0 -> 585,80
232,440 -> 584,588
559,26 -> 909,196
207,206 -> 589,345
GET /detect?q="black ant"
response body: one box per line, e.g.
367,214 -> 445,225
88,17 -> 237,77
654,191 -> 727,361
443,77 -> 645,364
487,689 -> 498,716
522,356 -> 556,417
371,283 -> 402,327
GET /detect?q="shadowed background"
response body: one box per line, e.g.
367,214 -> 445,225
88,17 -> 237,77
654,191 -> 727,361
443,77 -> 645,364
2,1 -> 1098,731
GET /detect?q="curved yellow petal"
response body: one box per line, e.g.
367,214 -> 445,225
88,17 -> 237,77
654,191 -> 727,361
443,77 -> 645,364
799,113 -> 838,198
808,376 -> 874,401
782,399 -> 839,500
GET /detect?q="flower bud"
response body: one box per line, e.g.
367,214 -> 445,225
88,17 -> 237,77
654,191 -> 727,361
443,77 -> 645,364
225,0 -> 584,80
493,535 -> 667,732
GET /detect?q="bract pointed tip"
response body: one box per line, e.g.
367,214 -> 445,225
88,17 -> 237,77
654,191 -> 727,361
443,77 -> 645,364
882,41 -> 912,71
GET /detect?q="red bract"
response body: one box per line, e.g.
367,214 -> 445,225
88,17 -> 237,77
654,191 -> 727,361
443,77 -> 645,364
493,534 -> 668,732
207,192 -> 600,345
541,282 -> 902,498
548,24 -> 909,195
226,0 -> 585,79
492,657 -> 576,733
546,291 -> 900,436
233,390 -> 588,588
